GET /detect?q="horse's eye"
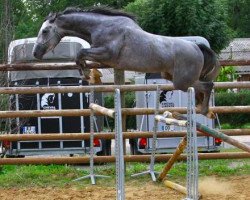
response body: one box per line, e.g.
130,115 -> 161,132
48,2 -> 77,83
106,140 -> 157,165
42,29 -> 49,34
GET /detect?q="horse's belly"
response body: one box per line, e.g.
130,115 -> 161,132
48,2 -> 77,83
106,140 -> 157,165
117,53 -> 172,73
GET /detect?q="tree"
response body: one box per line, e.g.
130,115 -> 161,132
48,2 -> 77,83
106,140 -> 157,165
227,0 -> 250,37
12,0 -> 135,39
125,0 -> 232,53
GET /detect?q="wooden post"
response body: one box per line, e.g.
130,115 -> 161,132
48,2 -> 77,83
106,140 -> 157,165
158,136 -> 187,181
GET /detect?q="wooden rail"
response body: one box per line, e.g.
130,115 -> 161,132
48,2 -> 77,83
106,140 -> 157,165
0,106 -> 248,118
0,62 -> 107,71
0,82 -> 249,95
0,60 -> 249,71
220,59 -> 250,66
0,152 -> 249,165
0,129 -> 249,141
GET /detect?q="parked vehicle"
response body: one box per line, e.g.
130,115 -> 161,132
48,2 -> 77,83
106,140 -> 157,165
130,36 -> 221,154
2,37 -> 110,157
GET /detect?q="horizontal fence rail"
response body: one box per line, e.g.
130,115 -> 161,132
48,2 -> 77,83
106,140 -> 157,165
0,153 -> 249,165
0,60 -> 249,72
0,106 -> 249,118
0,82 -> 249,95
0,62 -> 108,71
219,59 -> 250,66
0,129 -> 249,141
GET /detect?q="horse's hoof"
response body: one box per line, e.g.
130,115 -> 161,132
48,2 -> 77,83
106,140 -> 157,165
206,111 -> 216,119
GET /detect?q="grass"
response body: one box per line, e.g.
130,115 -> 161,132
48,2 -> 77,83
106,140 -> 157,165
0,154 -> 249,188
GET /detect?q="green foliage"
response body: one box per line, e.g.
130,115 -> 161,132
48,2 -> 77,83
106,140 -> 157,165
215,90 -> 250,127
216,66 -> 239,92
104,92 -> 136,130
0,94 -> 9,131
216,66 -> 238,82
125,0 -> 232,53
227,0 -> 250,37
1,0 -> 134,41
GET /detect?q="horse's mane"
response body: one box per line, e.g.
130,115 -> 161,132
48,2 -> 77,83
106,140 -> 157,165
45,6 -> 136,22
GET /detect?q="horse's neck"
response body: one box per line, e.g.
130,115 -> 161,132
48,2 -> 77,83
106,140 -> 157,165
58,13 -> 97,43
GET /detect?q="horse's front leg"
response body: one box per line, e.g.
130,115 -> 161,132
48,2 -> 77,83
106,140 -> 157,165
76,47 -> 111,64
76,47 -> 111,79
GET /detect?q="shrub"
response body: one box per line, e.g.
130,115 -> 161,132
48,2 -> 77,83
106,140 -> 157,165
104,92 -> 136,130
215,90 -> 250,128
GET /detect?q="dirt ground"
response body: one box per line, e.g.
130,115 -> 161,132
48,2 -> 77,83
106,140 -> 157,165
0,175 -> 249,200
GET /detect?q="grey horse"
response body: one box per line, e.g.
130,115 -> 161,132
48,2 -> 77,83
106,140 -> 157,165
33,7 -> 220,118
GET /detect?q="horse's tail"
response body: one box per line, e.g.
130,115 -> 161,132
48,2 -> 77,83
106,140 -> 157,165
197,44 -> 221,81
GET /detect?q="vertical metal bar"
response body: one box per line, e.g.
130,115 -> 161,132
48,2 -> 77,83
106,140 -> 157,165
73,88 -> 109,184
89,89 -> 95,184
115,89 -> 125,200
131,86 -> 159,181
57,81 -> 63,149
14,82 -> 20,152
149,85 -> 160,181
79,80 -> 85,148
36,81 -> 42,150
186,87 -> 198,200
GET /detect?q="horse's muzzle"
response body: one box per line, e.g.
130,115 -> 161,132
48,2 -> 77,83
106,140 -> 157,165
32,43 -> 47,60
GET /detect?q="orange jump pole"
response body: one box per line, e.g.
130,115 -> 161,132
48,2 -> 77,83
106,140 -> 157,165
158,136 -> 187,181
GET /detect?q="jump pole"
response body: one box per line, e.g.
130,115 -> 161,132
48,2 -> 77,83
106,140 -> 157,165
158,136 -> 187,181
163,180 -> 202,199
171,112 -> 250,153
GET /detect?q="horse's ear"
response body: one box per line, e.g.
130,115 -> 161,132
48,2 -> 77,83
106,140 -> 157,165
49,13 -> 58,23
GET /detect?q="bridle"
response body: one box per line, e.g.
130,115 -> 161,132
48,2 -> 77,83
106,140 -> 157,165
36,28 -> 62,49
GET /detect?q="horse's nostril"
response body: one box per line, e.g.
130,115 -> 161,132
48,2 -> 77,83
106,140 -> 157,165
33,52 -> 37,57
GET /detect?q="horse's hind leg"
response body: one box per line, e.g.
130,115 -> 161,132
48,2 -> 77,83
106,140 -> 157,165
192,81 -> 214,118
195,92 -> 204,111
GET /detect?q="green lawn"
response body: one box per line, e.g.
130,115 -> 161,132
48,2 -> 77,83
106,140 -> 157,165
0,155 -> 249,188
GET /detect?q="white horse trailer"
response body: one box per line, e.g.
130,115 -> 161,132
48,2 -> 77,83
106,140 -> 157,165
3,37 -> 110,157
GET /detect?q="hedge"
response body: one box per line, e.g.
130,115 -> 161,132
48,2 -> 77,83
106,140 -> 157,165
215,90 -> 250,128
104,92 -> 136,130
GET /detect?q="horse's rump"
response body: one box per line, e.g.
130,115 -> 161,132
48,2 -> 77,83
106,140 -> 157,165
197,44 -> 220,81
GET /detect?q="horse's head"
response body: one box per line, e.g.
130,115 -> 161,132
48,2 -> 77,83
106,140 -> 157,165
33,13 -> 63,60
